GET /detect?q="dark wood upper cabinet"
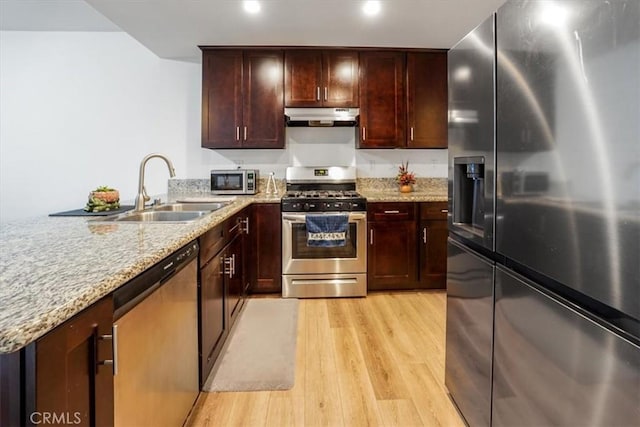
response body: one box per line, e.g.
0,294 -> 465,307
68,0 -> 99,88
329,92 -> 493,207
202,50 -> 243,148
285,50 -> 359,107
285,50 -> 322,106
407,52 -> 448,148
242,50 -> 285,148
323,51 -> 359,107
202,49 -> 284,149
358,51 -> 406,148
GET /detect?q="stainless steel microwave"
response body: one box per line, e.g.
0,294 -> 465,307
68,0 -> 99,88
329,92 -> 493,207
210,169 -> 259,194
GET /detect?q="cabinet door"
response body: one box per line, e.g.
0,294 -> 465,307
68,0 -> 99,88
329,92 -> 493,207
419,219 -> 448,288
202,50 -> 243,148
227,232 -> 244,325
30,296 -> 114,426
285,50 -> 323,107
367,220 -> 417,290
407,52 -> 448,148
419,202 -> 448,289
250,203 -> 282,293
199,250 -> 226,384
359,51 -> 406,148
242,50 -> 285,148
0,352 -> 21,426
323,50 -> 359,107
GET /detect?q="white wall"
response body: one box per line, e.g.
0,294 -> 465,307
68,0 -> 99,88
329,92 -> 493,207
1,30 -> 448,222
0,31 -> 201,221
189,127 -> 448,180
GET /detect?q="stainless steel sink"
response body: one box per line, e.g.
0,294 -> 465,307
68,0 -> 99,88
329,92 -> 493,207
99,210 -> 208,223
93,201 -> 230,223
153,202 -> 229,212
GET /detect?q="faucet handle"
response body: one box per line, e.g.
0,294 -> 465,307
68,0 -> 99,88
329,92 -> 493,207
142,186 -> 151,202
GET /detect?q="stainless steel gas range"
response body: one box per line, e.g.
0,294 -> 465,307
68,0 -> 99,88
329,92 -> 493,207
281,166 -> 367,298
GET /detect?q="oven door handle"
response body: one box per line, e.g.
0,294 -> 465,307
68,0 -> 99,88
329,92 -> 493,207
282,212 -> 367,222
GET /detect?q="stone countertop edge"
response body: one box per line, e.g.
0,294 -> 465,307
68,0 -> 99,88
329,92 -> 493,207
360,190 -> 447,202
0,188 -> 444,354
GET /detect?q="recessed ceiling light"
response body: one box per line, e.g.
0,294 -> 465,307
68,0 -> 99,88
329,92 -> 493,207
362,0 -> 381,16
243,1 -> 261,14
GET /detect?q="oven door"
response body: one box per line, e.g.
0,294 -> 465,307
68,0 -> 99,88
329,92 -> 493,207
282,211 -> 367,275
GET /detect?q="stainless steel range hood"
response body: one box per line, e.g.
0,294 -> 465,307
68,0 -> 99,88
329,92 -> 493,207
285,107 -> 359,127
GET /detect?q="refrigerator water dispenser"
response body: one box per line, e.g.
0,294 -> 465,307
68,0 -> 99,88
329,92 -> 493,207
453,156 -> 486,235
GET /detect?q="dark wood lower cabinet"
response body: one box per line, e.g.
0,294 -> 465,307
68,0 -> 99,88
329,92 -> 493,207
198,209 -> 250,385
250,203 -> 282,293
367,202 -> 419,290
419,219 -> 448,288
227,228 -> 244,325
25,296 -> 114,427
199,247 -> 226,383
367,202 -> 447,291
419,202 -> 448,289
1,350 -> 21,426
368,220 -> 418,290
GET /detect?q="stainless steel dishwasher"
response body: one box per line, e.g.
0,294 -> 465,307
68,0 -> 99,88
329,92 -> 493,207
112,241 -> 199,427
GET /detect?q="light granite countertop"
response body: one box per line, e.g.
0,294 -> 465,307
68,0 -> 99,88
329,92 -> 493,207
360,189 -> 447,203
358,177 -> 447,202
0,193 -> 280,354
0,179 -> 446,354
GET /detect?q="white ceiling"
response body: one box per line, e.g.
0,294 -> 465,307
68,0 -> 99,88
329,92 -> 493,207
1,0 -> 506,62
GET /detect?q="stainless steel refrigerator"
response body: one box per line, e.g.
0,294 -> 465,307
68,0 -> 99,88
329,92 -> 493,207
446,1 -> 640,426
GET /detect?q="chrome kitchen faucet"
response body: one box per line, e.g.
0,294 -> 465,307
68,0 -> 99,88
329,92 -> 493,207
134,153 -> 176,212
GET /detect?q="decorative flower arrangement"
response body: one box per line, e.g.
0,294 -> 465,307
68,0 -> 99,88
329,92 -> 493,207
396,161 -> 416,186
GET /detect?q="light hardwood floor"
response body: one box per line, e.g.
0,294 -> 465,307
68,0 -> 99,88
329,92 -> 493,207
186,291 -> 465,427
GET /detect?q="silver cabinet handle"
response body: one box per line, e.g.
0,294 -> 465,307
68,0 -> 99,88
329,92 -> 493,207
423,227 -> 427,244
410,127 -> 414,141
98,325 -> 118,376
324,87 -> 328,101
236,126 -> 240,141
384,210 -> 400,214
370,229 -> 374,245
362,127 -> 366,141
316,87 -> 320,101
441,209 -> 448,213
241,217 -> 250,234
223,256 -> 233,278
231,253 -> 236,277
243,126 -> 247,141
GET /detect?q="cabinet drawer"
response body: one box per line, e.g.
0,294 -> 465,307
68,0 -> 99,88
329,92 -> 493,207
199,213 -> 246,265
199,224 -> 226,265
368,202 -> 416,221
420,202 -> 448,220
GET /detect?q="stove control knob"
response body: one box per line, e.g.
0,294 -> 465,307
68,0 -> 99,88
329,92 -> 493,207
303,203 -> 310,211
